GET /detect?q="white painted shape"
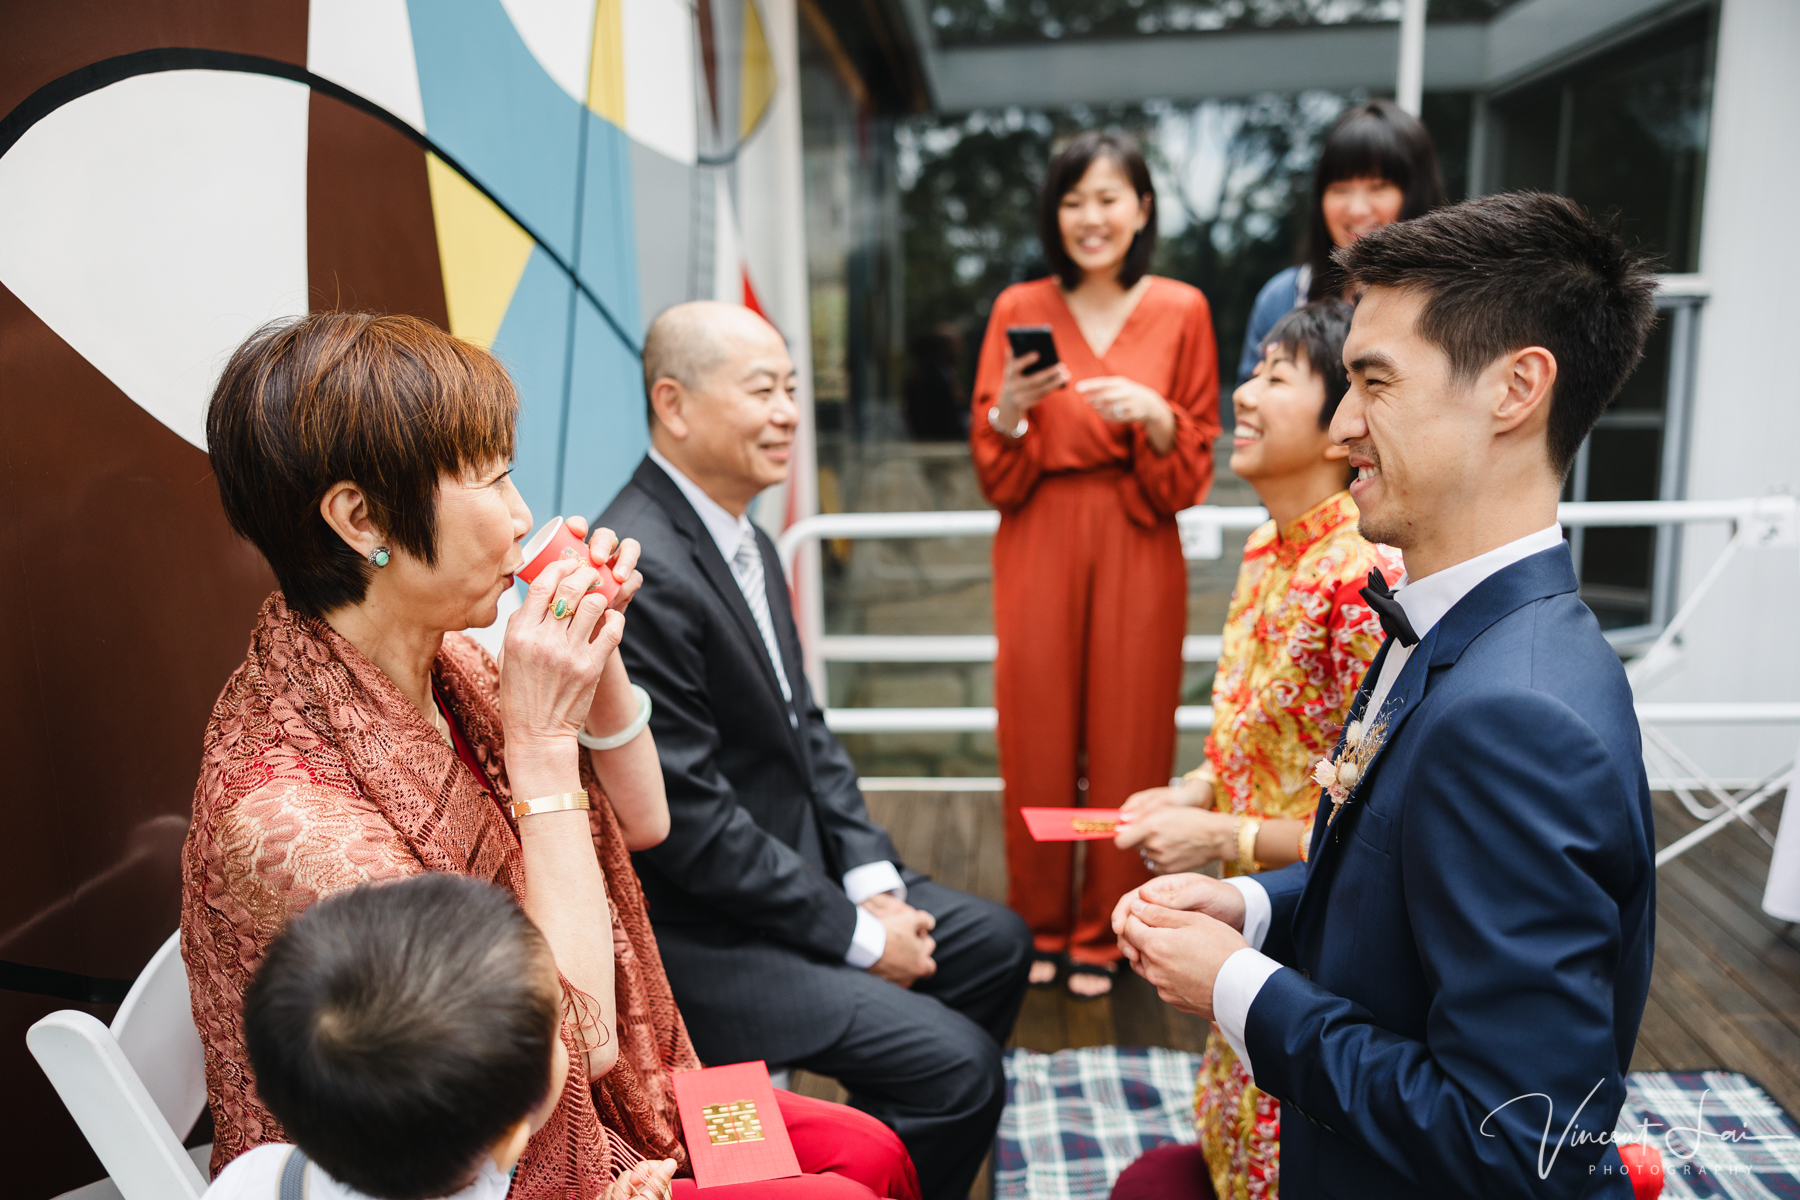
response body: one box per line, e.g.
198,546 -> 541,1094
623,0 -> 697,164
712,170 -> 741,303
307,0 -> 426,131
499,0 -> 598,105
0,71 -> 310,450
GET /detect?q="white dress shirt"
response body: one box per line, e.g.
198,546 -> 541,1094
203,1143 -> 512,1200
647,449 -> 904,969
1211,524 -> 1566,1079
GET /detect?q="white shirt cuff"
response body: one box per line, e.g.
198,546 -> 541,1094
1224,875 -> 1272,951
845,905 -> 888,968
843,861 -> 906,905
1213,947 -> 1283,1082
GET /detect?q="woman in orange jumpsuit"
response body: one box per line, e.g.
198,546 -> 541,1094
970,131 -> 1220,996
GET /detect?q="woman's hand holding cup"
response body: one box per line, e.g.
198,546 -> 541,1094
562,517 -> 643,617
499,552 -> 616,785
559,519 -> 652,744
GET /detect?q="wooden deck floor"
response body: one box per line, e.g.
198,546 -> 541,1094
794,789 -> 1800,1195
1635,791 -> 1799,1114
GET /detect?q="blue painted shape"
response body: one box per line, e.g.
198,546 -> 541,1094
562,292 -> 649,522
490,247 -> 573,528
409,0 -> 584,261
576,112 -> 642,340
407,0 -> 650,525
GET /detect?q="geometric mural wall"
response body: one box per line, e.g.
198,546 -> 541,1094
1,0 -> 777,523
0,3 -> 784,1193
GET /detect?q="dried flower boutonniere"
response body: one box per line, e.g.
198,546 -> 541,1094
1312,715 -> 1388,827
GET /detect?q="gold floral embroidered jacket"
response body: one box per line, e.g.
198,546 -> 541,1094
1205,490 -> 1403,852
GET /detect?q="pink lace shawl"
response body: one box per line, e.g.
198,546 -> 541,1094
180,594 -> 698,1196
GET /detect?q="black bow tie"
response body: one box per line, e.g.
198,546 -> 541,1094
1360,568 -> 1419,647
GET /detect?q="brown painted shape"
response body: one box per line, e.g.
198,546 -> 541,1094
0,0 -> 306,122
0,282 -> 276,1197
308,91 -> 450,326
697,0 -> 720,129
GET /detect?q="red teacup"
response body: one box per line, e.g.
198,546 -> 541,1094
518,517 -> 621,603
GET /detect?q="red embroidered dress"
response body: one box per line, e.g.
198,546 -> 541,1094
1194,490 -> 1400,1199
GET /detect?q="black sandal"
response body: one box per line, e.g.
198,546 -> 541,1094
1065,960 -> 1120,1000
1029,950 -> 1067,988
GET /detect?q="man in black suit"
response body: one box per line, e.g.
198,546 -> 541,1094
598,301 -> 1032,1200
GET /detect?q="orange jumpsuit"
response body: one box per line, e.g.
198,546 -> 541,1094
970,276 -> 1220,964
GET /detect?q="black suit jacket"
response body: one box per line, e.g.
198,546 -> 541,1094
599,457 -> 903,996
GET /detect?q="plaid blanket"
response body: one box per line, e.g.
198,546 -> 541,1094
997,1051 -> 1800,1200
997,1047 -> 1201,1200
1623,1072 -> 1800,1199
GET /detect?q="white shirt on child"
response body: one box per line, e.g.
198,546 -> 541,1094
201,1143 -> 513,1200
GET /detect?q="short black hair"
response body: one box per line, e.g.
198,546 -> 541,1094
207,312 -> 518,617
1337,191 -> 1659,478
1038,131 -> 1157,291
1304,99 -> 1447,302
1262,299 -> 1356,430
244,874 -> 558,1200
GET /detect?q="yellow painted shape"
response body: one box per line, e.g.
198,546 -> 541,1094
588,0 -> 625,124
424,153 -> 534,350
740,0 -> 775,139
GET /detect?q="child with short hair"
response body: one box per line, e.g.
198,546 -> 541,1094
202,873 -> 674,1200
1111,299 -> 1402,1200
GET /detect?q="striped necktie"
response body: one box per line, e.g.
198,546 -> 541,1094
731,525 -> 793,705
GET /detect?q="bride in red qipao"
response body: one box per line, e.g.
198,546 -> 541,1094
182,313 -> 919,1200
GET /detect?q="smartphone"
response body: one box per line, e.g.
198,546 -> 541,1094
1006,325 -> 1060,375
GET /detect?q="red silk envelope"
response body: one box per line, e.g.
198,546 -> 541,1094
1020,807 -> 1126,841
672,1061 -> 801,1188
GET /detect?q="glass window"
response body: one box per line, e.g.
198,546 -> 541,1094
1561,305 -> 1696,634
1486,8 -> 1715,272
1489,9 -> 1715,636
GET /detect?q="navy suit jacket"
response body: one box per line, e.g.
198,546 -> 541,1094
1243,545 -> 1655,1198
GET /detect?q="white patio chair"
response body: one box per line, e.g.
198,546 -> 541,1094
28,931 -> 211,1200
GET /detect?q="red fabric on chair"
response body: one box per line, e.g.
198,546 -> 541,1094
669,1090 -> 920,1200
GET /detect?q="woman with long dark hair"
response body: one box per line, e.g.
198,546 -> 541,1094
1234,98 -> 1447,386
971,131 -> 1221,998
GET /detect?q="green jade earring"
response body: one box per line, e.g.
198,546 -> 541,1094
369,546 -> 391,568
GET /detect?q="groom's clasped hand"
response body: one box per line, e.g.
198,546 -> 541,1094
1112,874 -> 1248,1020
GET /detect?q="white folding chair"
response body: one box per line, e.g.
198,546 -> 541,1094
28,931 -> 211,1200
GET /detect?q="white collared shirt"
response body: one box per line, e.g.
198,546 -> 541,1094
1211,524 -> 1566,1079
648,446 -> 753,566
202,1144 -> 512,1200
645,449 -> 904,968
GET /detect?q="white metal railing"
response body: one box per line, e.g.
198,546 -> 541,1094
780,496 -> 1797,682
780,495 -> 1799,866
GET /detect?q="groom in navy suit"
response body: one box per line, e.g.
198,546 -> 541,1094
1114,193 -> 1659,1198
